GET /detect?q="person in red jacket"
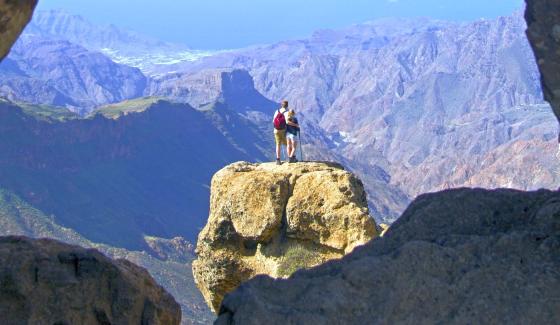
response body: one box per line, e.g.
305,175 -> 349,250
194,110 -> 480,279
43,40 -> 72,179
273,100 -> 290,165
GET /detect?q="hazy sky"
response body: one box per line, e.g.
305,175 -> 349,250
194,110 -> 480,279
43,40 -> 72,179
37,0 -> 524,49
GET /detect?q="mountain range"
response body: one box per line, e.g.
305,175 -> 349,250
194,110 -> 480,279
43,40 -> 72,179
153,11 -> 557,200
0,8 -> 556,224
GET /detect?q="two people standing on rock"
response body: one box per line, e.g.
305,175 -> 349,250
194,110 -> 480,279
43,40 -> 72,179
273,100 -> 301,165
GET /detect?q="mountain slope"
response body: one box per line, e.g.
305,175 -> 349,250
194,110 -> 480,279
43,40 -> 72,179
155,12 -> 558,207
0,99 -> 269,249
0,35 -> 147,113
25,10 -> 215,75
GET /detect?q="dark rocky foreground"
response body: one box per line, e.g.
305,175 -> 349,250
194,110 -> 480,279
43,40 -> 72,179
526,0 -> 560,119
217,188 -> 560,324
0,236 -> 181,324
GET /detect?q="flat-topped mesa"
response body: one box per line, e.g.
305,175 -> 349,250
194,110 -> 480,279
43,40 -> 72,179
192,161 -> 378,313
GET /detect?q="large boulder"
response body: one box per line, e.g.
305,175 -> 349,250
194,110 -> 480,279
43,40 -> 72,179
525,0 -> 560,119
0,0 -> 38,61
217,188 -> 560,324
0,236 -> 181,324
192,162 -> 378,313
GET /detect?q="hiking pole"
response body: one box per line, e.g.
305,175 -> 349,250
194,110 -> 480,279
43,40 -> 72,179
298,132 -> 304,162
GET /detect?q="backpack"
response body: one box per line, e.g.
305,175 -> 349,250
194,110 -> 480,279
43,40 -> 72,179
273,110 -> 287,130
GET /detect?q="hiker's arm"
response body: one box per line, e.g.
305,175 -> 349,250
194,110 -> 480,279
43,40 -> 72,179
287,120 -> 299,127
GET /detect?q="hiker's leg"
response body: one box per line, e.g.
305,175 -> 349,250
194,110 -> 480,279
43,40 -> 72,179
289,139 -> 295,157
275,131 -> 283,160
292,140 -> 298,158
276,143 -> 281,160
287,139 -> 292,157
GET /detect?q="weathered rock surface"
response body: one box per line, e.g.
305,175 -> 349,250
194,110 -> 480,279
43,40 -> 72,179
0,236 -> 181,324
0,0 -> 37,60
526,0 -> 560,119
217,188 -> 560,324
193,162 -> 378,313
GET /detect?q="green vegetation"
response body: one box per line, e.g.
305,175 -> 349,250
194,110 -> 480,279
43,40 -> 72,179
277,242 -> 323,278
93,96 -> 164,119
17,102 -> 78,122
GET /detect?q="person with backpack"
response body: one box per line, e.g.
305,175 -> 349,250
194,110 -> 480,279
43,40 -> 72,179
273,100 -> 290,165
286,109 -> 301,163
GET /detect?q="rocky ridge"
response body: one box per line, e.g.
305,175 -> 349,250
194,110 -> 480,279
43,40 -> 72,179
193,162 -> 378,313
0,236 -> 181,324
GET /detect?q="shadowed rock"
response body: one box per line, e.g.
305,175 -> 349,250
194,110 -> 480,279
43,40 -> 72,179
217,188 -> 560,324
0,0 -> 38,61
526,0 -> 560,119
0,236 -> 181,324
193,161 -> 378,313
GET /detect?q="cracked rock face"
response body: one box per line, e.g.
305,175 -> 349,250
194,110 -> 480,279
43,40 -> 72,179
0,0 -> 38,61
217,188 -> 560,324
525,0 -> 560,120
0,236 -> 181,324
192,162 -> 378,313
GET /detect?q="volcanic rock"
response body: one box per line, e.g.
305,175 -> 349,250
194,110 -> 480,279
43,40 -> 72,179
192,161 -> 378,313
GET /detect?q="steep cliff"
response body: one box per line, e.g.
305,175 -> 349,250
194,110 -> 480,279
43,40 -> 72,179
0,0 -> 37,60
0,236 -> 181,324
193,162 -> 378,313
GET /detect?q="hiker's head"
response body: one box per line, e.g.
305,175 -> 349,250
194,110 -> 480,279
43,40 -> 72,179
281,100 -> 289,109
288,109 -> 296,117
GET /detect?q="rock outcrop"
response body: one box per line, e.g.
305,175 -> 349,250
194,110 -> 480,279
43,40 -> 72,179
0,0 -> 37,60
526,0 -> 560,119
0,236 -> 181,324
192,162 -> 378,313
217,188 -> 560,324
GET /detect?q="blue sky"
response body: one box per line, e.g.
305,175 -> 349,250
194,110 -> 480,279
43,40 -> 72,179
37,0 -> 524,49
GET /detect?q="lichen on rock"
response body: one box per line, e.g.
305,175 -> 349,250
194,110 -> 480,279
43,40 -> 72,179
192,161 -> 378,313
